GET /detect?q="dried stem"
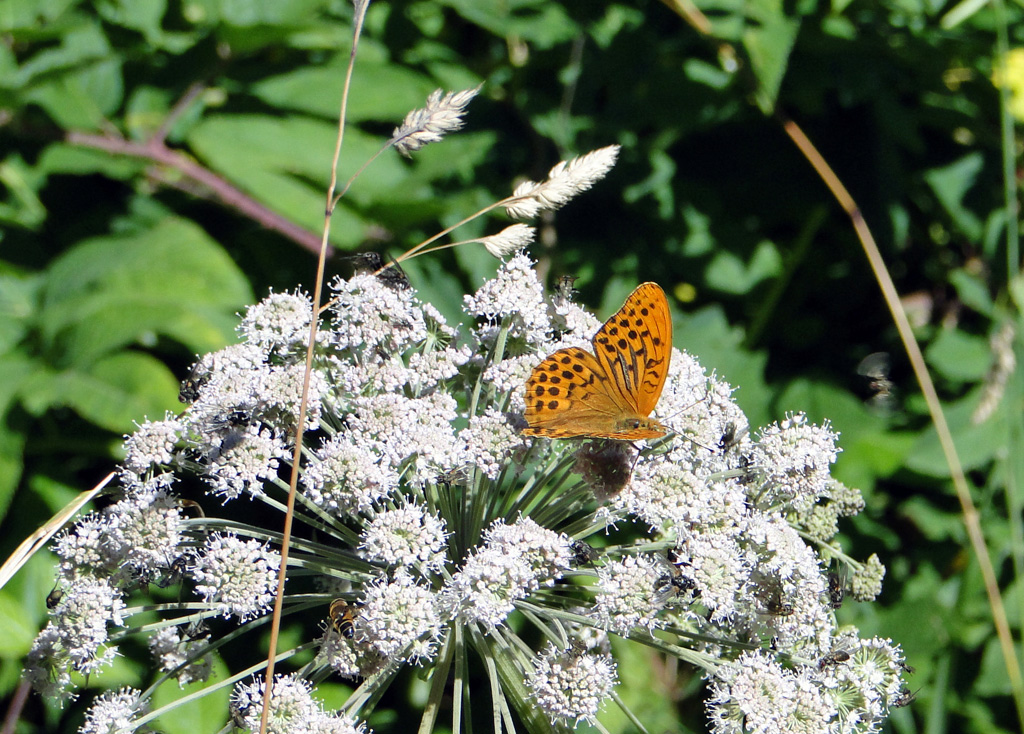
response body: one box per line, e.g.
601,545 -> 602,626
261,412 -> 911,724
258,3 -> 370,733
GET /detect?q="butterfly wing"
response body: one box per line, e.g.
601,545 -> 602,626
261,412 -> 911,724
591,282 -> 672,416
522,346 -> 632,438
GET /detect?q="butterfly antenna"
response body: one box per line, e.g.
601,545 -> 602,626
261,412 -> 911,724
667,429 -> 715,453
655,383 -> 712,433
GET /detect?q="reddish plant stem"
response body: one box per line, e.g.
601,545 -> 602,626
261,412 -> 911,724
66,131 -> 325,256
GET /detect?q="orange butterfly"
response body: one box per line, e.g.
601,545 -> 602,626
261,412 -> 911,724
522,282 -> 672,440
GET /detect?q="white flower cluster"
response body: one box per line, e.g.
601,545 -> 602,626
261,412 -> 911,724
192,532 -> 281,621
78,688 -> 146,734
26,575 -> 126,696
148,625 -> 212,687
36,253 -> 903,733
527,644 -> 618,726
230,674 -> 369,734
445,517 -> 575,628
707,636 -> 910,734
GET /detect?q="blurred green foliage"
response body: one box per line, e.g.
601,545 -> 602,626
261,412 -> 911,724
2,0 -> 1023,731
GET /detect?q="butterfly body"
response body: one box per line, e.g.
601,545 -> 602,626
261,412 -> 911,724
523,282 -> 672,440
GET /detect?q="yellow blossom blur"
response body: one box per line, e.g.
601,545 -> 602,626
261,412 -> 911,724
992,48 -> 1024,122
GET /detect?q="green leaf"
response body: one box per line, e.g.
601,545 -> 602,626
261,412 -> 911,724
0,272 -> 40,354
453,231 -> 505,292
0,424 -> 25,516
438,0 -> 578,49
923,153 -> 984,241
674,305 -> 772,430
678,205 -> 715,258
981,208 -> 1008,259
0,352 -> 34,506
214,0 -> 330,27
9,21 -> 108,85
124,84 -> 174,141
949,268 -> 994,317
37,142 -> 148,180
399,256 -> 468,328
29,472 -> 91,517
19,23 -> 124,128
39,216 -> 250,365
400,130 -> 496,191
1009,272 -> 1024,314
941,0 -> 988,29
0,557 -> 57,657
742,0 -> 800,112
251,53 -> 440,123
187,114 -> 383,247
683,58 -> 737,89
0,0 -> 77,31
94,0 -> 167,44
873,563 -> 954,665
623,149 -> 677,218
20,351 -> 182,432
897,496 -> 966,542
704,240 -> 782,295
0,156 -> 47,229
840,427 -> 917,489
152,653 -> 231,734
925,328 -> 991,382
904,390 -> 1006,476
590,5 -> 644,48
823,14 -> 857,37
25,57 -> 124,129
72,650 -> 146,690
313,681 -> 356,711
0,352 -> 36,413
605,637 -> 685,733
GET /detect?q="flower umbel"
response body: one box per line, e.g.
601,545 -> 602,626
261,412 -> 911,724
230,674 -> 370,734
34,158 -> 906,733
36,254 -> 907,732
527,644 -> 618,726
79,688 -> 147,734
192,533 -> 281,621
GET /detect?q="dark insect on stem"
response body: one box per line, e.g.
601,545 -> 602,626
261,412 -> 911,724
46,584 -> 63,610
156,556 -> 189,589
556,274 -> 579,300
178,361 -> 212,404
569,539 -> 599,566
827,570 -> 845,610
655,556 -> 697,603
347,252 -> 410,290
817,649 -> 851,668
892,687 -> 918,708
